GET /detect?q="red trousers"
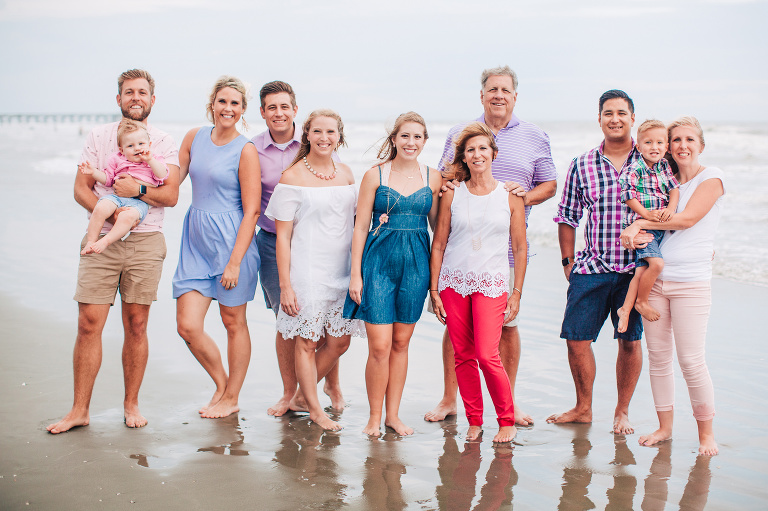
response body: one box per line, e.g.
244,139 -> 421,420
441,287 -> 515,426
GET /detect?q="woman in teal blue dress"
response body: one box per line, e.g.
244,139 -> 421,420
173,76 -> 261,420
343,112 -> 442,436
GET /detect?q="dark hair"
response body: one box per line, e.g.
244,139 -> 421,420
259,81 -> 296,109
447,122 -> 498,182
599,89 -> 634,114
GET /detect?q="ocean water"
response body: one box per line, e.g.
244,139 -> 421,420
3,118 -> 766,290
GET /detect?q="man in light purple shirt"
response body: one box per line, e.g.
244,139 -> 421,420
252,81 -> 344,416
425,66 -> 558,427
48,69 -> 180,434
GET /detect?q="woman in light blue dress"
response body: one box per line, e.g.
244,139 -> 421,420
173,76 -> 261,419
343,112 -> 441,437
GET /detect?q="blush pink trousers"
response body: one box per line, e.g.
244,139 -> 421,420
440,287 -> 514,427
644,280 -> 715,421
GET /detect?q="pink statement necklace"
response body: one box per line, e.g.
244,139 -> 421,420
303,156 -> 337,180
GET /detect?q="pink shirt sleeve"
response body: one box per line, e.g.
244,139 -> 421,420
102,153 -> 122,187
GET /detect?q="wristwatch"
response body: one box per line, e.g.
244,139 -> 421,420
562,256 -> 574,267
135,184 -> 147,199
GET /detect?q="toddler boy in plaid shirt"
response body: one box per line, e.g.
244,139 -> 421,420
617,120 -> 679,332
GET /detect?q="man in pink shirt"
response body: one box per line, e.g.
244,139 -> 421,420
48,69 -> 180,434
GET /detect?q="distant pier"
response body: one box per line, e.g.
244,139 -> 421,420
0,113 -> 120,124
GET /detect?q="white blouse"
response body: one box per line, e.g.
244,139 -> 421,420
438,182 -> 511,298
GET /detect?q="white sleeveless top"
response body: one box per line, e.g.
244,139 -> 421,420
659,167 -> 725,282
438,182 -> 511,298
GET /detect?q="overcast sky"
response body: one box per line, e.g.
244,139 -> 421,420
1,0 -> 766,125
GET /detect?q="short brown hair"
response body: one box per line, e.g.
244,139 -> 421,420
259,81 -> 296,109
118,69 -> 155,96
117,119 -> 149,148
448,122 -> 498,182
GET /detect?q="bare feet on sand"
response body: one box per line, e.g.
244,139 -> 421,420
638,428 -> 672,447
124,405 -> 147,428
514,405 -> 534,427
288,392 -> 309,413
613,412 -> 634,435
617,306 -> 630,333
698,433 -> 718,456
424,399 -> 457,422
493,425 -> 517,443
199,389 -> 225,415
635,300 -> 660,322
546,407 -> 592,425
311,411 -> 342,431
323,382 -> 346,411
363,418 -> 382,437
47,410 -> 90,434
466,425 -> 483,441
200,398 -> 239,419
385,417 -> 414,436
267,393 -> 293,416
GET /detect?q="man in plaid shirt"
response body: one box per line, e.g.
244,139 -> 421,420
549,89 -> 652,435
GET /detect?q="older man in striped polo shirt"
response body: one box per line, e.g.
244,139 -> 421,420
425,65 -> 557,427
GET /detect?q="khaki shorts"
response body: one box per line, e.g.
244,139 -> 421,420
428,266 -> 520,327
74,232 -> 166,306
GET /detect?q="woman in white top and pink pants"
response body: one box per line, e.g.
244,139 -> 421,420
430,122 -> 528,444
622,116 -> 725,456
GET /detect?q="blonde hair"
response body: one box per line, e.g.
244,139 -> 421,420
377,112 -> 428,162
637,119 -> 667,138
448,122 -> 498,182
117,119 -> 149,148
667,116 -> 705,148
206,76 -> 250,131
118,69 -> 155,96
290,109 -> 347,167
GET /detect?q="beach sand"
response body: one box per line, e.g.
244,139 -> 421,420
2,246 -> 767,509
2,128 -> 768,510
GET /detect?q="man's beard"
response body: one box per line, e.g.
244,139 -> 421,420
121,104 -> 151,122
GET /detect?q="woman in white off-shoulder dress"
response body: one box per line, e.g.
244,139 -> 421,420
265,109 -> 364,431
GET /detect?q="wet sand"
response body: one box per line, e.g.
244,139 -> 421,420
2,129 -> 768,509
2,250 -> 768,509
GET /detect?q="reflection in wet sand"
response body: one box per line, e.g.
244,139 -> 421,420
272,413 -> 347,508
362,438 -> 407,511
129,453 -> 149,467
197,415 -> 249,456
558,425 -> 594,510
642,442 -> 712,511
434,421 -> 517,510
606,437 -> 637,510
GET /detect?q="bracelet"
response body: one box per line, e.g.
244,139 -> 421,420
512,287 -> 522,296
429,289 -> 439,293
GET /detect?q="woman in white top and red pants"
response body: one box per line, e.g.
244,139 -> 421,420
430,122 -> 528,443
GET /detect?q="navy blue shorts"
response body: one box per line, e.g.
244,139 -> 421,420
256,229 -> 280,313
635,229 -> 664,267
561,271 -> 643,342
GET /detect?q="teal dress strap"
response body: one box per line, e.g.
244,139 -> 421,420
378,165 -> 382,185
